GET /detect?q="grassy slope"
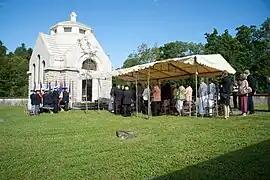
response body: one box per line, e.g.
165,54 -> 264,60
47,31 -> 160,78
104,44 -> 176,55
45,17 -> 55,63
0,107 -> 270,180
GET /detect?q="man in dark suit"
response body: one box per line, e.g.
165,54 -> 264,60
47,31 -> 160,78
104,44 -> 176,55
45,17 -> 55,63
61,87 -> 69,111
244,70 -> 256,114
114,85 -> 123,115
122,85 -> 132,117
52,87 -> 59,113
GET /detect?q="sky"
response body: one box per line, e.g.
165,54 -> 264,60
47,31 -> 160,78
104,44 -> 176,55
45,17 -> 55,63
0,0 -> 269,68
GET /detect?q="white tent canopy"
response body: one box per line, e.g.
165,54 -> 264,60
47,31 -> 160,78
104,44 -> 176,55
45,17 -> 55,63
112,54 -> 236,81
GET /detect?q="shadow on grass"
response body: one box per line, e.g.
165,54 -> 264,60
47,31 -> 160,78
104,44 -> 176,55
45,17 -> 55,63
152,139 -> 270,180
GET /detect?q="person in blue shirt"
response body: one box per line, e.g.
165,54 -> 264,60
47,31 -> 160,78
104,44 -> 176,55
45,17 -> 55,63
267,77 -> 270,112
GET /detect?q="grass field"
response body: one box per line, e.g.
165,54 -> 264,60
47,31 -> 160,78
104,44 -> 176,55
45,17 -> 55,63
0,107 -> 270,180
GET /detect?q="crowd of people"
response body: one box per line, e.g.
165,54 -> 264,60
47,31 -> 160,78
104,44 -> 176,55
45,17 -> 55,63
109,69 -> 267,119
29,69 -> 269,117
30,87 -> 70,115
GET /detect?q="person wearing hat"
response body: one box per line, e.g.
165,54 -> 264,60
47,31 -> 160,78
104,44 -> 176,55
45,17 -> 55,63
122,85 -> 132,117
244,70 -> 256,114
52,87 -> 59,113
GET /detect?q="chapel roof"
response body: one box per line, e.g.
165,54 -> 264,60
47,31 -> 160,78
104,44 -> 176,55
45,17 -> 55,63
40,32 -> 80,61
40,12 -> 92,61
50,11 -> 91,31
50,21 -> 91,31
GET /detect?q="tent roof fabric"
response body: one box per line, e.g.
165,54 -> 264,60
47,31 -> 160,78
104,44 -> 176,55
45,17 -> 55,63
112,54 -> 236,81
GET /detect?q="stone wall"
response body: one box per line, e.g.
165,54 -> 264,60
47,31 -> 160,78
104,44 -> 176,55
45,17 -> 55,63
0,98 -> 27,106
0,95 -> 268,107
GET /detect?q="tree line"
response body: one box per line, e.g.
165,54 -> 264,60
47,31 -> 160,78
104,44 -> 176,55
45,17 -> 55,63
120,18 -> 270,93
0,43 -> 32,97
0,18 -> 269,97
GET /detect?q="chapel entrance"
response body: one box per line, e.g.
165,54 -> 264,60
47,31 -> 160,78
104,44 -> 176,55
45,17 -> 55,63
81,59 -> 97,102
82,79 -> 92,102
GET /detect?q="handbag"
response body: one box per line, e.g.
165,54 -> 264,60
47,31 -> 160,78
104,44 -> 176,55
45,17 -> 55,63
240,86 -> 252,95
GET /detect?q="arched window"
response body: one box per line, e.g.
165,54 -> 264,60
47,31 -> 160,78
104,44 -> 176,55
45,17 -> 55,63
33,64 -> 36,84
37,55 -> 41,83
82,59 -> 97,71
42,61 -> 45,82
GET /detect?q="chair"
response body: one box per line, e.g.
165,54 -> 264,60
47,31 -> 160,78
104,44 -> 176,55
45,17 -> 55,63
162,99 -> 171,114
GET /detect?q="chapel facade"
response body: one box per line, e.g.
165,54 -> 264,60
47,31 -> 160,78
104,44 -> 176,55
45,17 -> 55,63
27,12 -> 112,109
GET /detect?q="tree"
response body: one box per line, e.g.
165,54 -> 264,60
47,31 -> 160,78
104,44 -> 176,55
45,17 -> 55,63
122,43 -> 159,68
204,18 -> 270,93
0,42 -> 32,97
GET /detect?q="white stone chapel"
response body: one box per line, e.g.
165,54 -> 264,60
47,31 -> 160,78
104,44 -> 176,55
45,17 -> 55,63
27,12 -> 112,110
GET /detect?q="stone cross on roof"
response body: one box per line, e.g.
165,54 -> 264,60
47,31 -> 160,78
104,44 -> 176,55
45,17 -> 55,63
70,11 -> 77,22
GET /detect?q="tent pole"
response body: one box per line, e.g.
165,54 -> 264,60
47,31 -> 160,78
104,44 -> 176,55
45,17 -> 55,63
195,61 -> 198,118
147,67 -> 151,119
135,71 -> 139,118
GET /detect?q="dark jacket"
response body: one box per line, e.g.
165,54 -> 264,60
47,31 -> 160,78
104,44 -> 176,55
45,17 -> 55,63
52,90 -> 59,103
43,93 -> 48,105
220,76 -> 232,94
161,83 -> 172,100
122,90 -> 132,105
114,88 -> 123,102
247,75 -> 256,95
47,92 -> 53,105
30,93 -> 41,105
137,86 -> 144,98
110,87 -> 116,97
62,91 -> 69,103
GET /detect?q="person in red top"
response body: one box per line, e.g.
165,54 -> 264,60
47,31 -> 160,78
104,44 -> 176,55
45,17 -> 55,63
151,81 -> 161,116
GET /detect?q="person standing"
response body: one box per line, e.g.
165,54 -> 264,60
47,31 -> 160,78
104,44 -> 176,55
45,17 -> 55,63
122,85 -> 132,117
175,84 -> 186,116
198,78 -> 208,116
220,70 -> 232,119
61,87 -> 69,111
114,85 -> 123,115
52,87 -> 59,113
208,79 -> 216,116
185,84 -> 193,116
137,83 -> 144,113
109,84 -> 116,112
238,74 -> 251,116
30,90 -> 41,115
142,84 -> 150,114
244,70 -> 256,114
151,82 -> 161,116
232,81 -> 239,109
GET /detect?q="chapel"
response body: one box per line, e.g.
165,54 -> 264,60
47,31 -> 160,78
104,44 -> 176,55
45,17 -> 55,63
27,12 -> 112,109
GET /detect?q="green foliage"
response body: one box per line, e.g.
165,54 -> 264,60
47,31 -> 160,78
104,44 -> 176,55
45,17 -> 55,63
122,18 -> 270,93
204,18 -> 270,93
0,42 -> 32,97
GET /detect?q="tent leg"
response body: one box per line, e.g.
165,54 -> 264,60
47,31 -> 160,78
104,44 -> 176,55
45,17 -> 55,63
147,68 -> 151,119
195,66 -> 198,118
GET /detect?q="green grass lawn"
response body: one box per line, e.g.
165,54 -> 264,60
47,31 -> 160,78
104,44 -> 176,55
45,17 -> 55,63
255,104 -> 269,111
0,107 -> 270,180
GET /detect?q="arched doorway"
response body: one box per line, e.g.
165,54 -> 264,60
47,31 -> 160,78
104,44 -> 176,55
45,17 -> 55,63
33,64 -> 36,87
81,59 -> 97,102
42,61 -> 45,83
